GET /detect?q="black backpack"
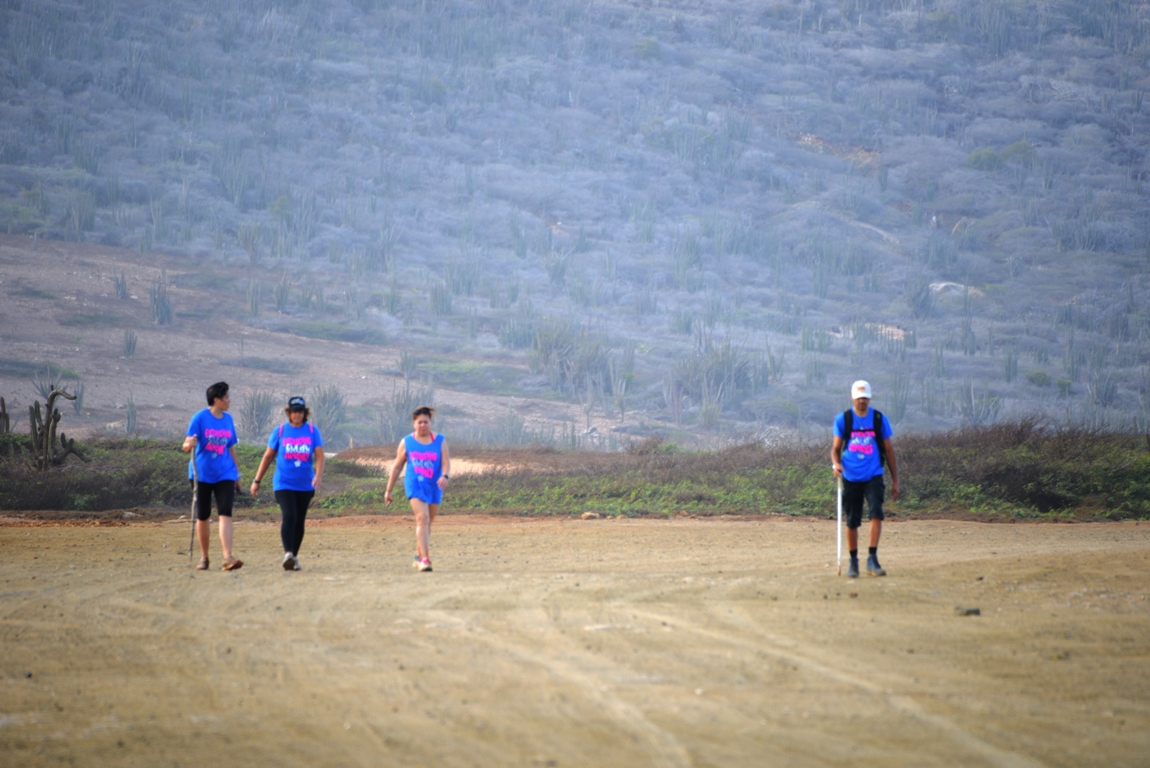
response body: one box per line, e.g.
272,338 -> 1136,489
842,409 -> 887,468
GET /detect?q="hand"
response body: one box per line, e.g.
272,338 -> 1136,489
437,477 -> 448,490
249,481 -> 260,497
312,477 -> 323,493
832,463 -> 843,478
384,489 -> 393,506
235,480 -> 243,494
891,480 -> 900,501
182,436 -> 197,452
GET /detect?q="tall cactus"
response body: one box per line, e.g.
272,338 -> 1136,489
0,396 -> 9,434
25,389 -> 89,470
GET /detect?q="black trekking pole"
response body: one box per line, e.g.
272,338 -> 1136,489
188,444 -> 199,565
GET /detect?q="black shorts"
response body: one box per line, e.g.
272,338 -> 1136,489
842,475 -> 884,529
190,479 -> 235,520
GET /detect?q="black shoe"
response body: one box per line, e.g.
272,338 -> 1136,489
867,554 -> 886,577
847,558 -> 859,579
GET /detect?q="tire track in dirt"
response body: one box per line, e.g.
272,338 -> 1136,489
424,605 -> 694,768
622,604 -> 1047,768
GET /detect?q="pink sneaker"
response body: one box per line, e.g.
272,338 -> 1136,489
417,557 -> 433,572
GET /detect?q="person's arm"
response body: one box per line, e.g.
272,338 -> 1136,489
182,415 -> 198,452
831,435 -> 845,478
884,438 -> 899,500
384,440 -> 406,505
312,447 -> 324,492
437,441 -> 451,490
251,448 -> 276,497
229,445 -> 242,492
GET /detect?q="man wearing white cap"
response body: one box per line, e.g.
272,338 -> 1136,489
831,380 -> 899,578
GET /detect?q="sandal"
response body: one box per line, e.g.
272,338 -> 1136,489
196,557 -> 209,571
221,556 -> 243,571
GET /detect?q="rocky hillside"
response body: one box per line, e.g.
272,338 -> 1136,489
1,0 -> 1148,441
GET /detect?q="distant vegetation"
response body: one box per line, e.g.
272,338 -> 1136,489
1,0 -> 1148,440
1,420 -> 1146,520
0,435 -> 265,512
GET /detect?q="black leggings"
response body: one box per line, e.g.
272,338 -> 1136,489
275,489 -> 315,555
191,480 -> 235,521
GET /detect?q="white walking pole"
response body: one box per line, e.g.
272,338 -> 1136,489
836,476 -> 843,576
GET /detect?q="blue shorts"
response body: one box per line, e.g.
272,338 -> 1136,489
404,477 -> 443,505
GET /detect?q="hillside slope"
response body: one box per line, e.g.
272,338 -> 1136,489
1,0 -> 1148,440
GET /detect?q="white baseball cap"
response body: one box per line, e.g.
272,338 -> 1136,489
851,380 -> 872,399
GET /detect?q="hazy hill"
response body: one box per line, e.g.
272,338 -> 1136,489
2,0 -> 1148,444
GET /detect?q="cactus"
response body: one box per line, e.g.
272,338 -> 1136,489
25,389 -> 89,470
0,396 -> 9,434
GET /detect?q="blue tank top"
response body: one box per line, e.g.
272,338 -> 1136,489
403,433 -> 444,503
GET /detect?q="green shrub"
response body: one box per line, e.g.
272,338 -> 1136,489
633,38 -> 663,60
0,438 -> 265,512
1026,370 -> 1051,387
2,422 -> 1146,519
999,140 -> 1034,165
965,148 -> 1001,171
294,321 -> 386,346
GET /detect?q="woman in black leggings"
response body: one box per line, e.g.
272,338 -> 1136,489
251,396 -> 325,570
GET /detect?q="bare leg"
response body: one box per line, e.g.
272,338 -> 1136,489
219,516 -> 234,560
196,519 -> 210,557
411,499 -> 431,560
847,526 -> 858,552
868,518 -> 882,549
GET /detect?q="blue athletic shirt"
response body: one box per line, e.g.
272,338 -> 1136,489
268,422 -> 324,492
186,409 -> 240,484
834,409 -> 893,482
403,433 -> 444,505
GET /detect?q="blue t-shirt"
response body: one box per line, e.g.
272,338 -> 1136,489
268,422 -> 324,492
403,433 -> 444,505
834,409 -> 892,482
186,409 -> 240,484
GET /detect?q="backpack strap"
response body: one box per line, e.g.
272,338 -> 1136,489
278,423 -> 284,438
843,409 -> 887,469
873,410 -> 886,469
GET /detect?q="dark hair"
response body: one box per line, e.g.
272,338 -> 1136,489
283,406 -> 310,423
206,381 -> 229,406
411,405 -> 434,421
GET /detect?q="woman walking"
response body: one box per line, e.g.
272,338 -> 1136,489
182,381 -> 244,571
385,406 -> 451,572
251,396 -> 325,571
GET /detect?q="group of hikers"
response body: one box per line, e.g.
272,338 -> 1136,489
182,381 -> 450,573
183,378 -> 897,579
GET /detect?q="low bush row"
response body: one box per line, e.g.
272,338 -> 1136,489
1,420 -> 1147,520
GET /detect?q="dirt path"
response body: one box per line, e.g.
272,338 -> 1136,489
2,518 -> 1148,767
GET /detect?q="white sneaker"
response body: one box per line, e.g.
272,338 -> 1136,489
417,557 -> 432,572
283,552 -> 296,571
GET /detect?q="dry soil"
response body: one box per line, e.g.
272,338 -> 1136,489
1,517 -> 1148,767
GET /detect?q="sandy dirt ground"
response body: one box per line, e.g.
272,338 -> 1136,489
1,517 -> 1148,768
